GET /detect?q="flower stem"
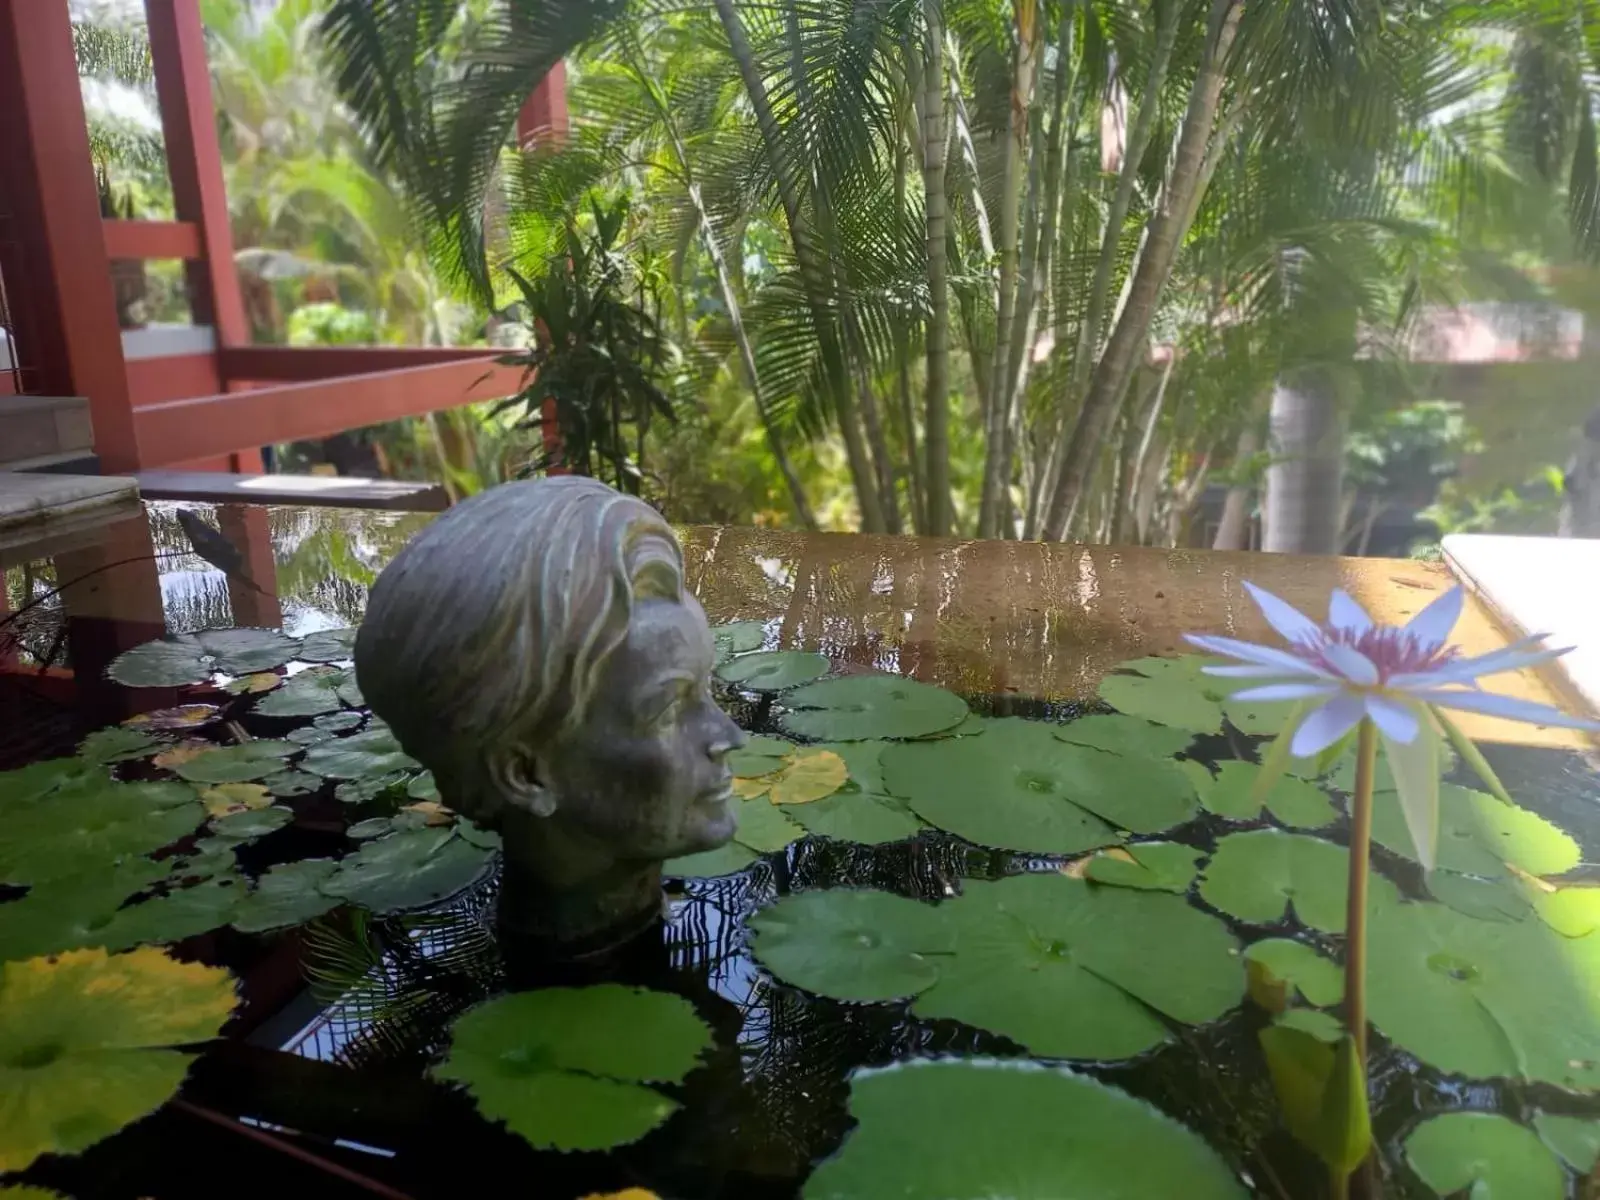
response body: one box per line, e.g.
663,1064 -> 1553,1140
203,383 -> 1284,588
1344,718 -> 1376,1068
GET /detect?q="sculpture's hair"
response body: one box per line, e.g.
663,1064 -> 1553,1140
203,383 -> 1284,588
353,477 -> 684,822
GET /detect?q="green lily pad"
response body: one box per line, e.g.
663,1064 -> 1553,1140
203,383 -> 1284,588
664,842 -> 759,878
255,668 -> 360,718
261,770 -> 320,797
729,737 -> 795,778
1534,1112 -> 1600,1172
1371,783 -> 1578,879
1536,888 -> 1600,938
78,727 -> 160,764
315,711 -> 363,733
1054,714 -> 1194,758
883,718 -> 1197,853
0,780 -> 207,885
717,651 -> 830,692
302,728 -> 419,780
457,821 -> 501,851
107,628 -> 301,687
0,759 -> 97,806
712,620 -> 766,663
753,875 -> 1242,1060
434,985 -> 713,1152
1426,870 -> 1535,923
0,946 -> 236,1172
348,817 -> 395,840
780,674 -> 969,742
0,859 -> 170,961
1405,1112 -> 1564,1200
1368,898 -> 1600,1089
296,628 -> 357,663
209,805 -> 293,842
95,876 -> 245,948
406,772 -> 440,802
1221,694 -> 1297,737
804,1058 -> 1247,1200
232,859 -> 341,934
1084,842 -> 1203,893
321,827 -> 490,914
1276,1008 -> 1345,1042
730,796 -> 805,853
1200,830 -> 1399,934
174,740 -> 297,784
1097,656 -> 1225,735
287,726 -> 334,746
334,773 -> 412,805
1182,760 -> 1338,829
1245,938 -> 1344,1008
788,791 -> 922,845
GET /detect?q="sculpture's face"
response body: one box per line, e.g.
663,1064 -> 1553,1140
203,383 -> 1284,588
537,593 -> 744,860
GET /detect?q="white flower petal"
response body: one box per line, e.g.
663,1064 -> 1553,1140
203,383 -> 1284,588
1328,589 -> 1374,633
1184,634 -> 1332,678
1323,642 -> 1379,686
1393,641 -> 1570,689
1229,682 -> 1341,703
1243,581 -> 1322,645
1364,693 -> 1420,744
1402,587 -> 1464,651
1414,688 -> 1600,732
1290,693 -> 1365,757
1381,723 -> 1441,870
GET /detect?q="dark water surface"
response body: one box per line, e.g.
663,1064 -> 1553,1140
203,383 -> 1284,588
4,501 -> 1598,1199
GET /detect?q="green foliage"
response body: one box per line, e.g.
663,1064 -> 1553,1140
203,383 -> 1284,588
1405,1113 -> 1566,1200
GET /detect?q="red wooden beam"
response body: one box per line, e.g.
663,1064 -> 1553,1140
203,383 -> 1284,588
145,0 -> 248,347
518,63 -> 570,145
133,358 -> 528,467
220,345 -> 502,383
0,0 -> 139,469
102,219 -> 203,261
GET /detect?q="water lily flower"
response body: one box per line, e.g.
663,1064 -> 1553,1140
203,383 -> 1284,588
1185,583 -> 1600,868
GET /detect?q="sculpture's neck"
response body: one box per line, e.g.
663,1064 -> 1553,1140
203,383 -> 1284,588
495,808 -> 664,953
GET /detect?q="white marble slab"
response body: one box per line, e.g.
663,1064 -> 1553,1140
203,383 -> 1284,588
0,471 -> 140,530
1443,533 -> 1600,717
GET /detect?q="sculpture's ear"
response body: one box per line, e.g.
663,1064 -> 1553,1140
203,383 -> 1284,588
490,747 -> 557,818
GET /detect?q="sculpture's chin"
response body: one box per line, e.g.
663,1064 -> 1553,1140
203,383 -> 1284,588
677,790 -> 737,854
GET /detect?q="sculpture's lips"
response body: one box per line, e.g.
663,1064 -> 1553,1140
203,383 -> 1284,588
697,783 -> 734,811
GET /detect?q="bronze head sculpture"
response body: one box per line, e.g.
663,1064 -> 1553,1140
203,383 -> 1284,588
354,476 -> 745,952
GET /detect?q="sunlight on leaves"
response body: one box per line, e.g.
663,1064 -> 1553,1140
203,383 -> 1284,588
1405,1113 -> 1564,1200
1181,760 -> 1338,829
1097,656 -> 1226,735
1084,843 -> 1202,893
1245,939 -> 1343,1011
1200,830 -> 1400,934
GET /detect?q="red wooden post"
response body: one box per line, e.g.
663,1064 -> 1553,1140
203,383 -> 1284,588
0,0 -> 140,471
518,67 -> 570,473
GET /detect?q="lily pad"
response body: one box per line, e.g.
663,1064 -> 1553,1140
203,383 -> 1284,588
296,628 -> 358,663
0,759 -> 97,806
209,805 -> 293,842
1245,939 -> 1344,1009
321,827 -> 491,914
780,674 -> 969,742
664,842 -> 759,878
1097,656 -> 1225,735
711,620 -> 766,663
262,771 -> 320,797
124,704 -> 220,732
0,859 -> 171,961
1084,843 -> 1203,893
1054,713 -> 1194,759
1182,760 -> 1338,829
1534,1112 -> 1600,1172
1371,783 -> 1578,879
0,780 -> 207,885
434,985 -> 713,1152
1221,694 -> 1297,737
78,727 -> 160,764
95,876 -> 245,948
316,710 -> 363,732
223,672 -> 282,695
335,774 -> 412,805
174,740 -> 297,784
1200,830 -> 1399,934
1276,1008 -> 1345,1042
255,667 -> 360,718
788,792 -> 921,845
1426,870 -> 1535,923
883,718 -> 1199,853
729,736 -> 794,778
232,859 -> 341,934
198,782 -> 272,817
729,796 -> 805,852
1536,887 -> 1600,938
803,1058 -> 1247,1200
717,650 -> 830,692
302,728 -> 419,780
1369,898 -> 1600,1089
753,875 -> 1243,1060
288,726 -> 335,746
742,749 -> 848,806
0,947 -> 236,1172
107,628 -> 301,687
1405,1112 -> 1564,1200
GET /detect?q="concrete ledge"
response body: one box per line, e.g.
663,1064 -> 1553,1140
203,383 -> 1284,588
0,471 -> 140,530
134,470 -> 449,511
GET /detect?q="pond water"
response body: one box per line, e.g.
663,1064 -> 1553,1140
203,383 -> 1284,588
2,500 -> 1598,1199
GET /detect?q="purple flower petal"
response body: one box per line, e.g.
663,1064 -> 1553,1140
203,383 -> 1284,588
1415,688 -> 1600,731
1290,693 -> 1365,757
1243,582 -> 1322,645
1392,640 -> 1570,689
1402,587 -> 1464,651
1229,682 -> 1341,703
1364,693 -> 1420,744
1328,589 -> 1374,633
1184,634 -> 1332,678
1323,642 -> 1379,686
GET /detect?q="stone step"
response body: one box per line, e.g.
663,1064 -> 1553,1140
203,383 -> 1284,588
0,395 -> 93,465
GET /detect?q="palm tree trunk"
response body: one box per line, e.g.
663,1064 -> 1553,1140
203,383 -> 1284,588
1263,369 -> 1344,554
712,0 -> 886,532
1213,424 -> 1259,550
1042,0 -> 1242,540
895,126 -> 927,533
923,0 -> 954,535
978,0 -> 1041,538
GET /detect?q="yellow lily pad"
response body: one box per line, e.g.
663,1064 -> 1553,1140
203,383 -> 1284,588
199,782 -> 273,818
769,750 -> 848,806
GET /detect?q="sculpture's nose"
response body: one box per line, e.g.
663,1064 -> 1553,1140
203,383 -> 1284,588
708,709 -> 746,760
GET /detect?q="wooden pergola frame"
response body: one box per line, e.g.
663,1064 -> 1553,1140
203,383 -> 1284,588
0,0 -> 564,475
